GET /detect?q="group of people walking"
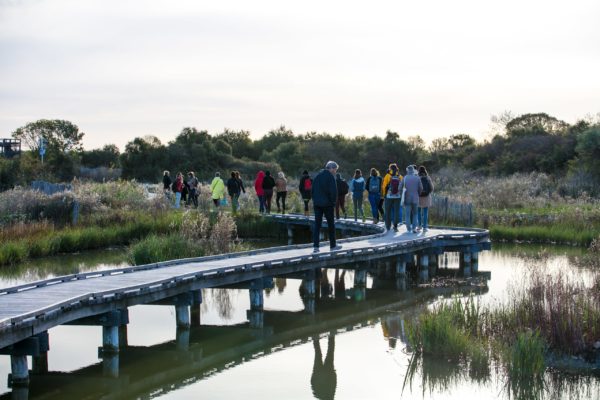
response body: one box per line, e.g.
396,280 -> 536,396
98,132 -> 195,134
162,170 -> 246,212
162,160 -> 434,253
265,160 -> 434,253
254,171 -> 288,214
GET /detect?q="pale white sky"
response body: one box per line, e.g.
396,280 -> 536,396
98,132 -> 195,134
1,0 -> 599,150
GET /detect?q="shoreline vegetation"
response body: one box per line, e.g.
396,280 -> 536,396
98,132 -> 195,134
406,239 -> 600,399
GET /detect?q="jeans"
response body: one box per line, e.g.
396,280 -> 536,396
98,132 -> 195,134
352,196 -> 364,221
418,207 -> 429,229
384,197 -> 401,229
405,202 -> 418,231
368,192 -> 381,220
276,191 -> 287,213
231,194 -> 240,213
175,192 -> 181,209
313,206 -> 336,249
257,195 -> 265,213
335,195 -> 346,219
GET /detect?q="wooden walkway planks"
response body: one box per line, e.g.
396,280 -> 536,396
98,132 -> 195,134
0,215 -> 490,349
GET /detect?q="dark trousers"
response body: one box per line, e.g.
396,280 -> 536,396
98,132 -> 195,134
276,191 -> 287,212
303,199 -> 310,212
313,206 -> 336,249
264,189 -> 274,213
335,195 -> 346,219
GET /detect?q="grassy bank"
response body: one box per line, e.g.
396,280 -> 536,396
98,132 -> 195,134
488,225 -> 599,247
431,170 -> 600,246
0,212 -> 178,266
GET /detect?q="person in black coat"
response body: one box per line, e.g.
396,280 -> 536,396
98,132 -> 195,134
261,171 -> 276,213
311,161 -> 342,252
226,171 -> 242,214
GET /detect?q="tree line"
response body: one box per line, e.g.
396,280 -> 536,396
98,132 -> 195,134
1,113 -> 599,191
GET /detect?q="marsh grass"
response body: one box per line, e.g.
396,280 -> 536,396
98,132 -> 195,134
0,214 -> 175,266
407,266 -> 600,396
129,210 -> 242,265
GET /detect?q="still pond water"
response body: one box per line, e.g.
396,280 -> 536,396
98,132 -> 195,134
0,243 -> 599,399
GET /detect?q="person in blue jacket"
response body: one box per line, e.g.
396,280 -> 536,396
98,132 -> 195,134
311,161 -> 342,253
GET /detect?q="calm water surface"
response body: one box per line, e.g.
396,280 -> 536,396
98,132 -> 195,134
0,243 -> 599,399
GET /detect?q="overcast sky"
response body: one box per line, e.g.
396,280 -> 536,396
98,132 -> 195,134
1,0 -> 599,150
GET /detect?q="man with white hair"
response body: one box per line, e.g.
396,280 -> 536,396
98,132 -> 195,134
311,161 -> 342,252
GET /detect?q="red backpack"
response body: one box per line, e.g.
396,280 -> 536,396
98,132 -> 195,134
389,175 -> 401,195
304,178 -> 312,192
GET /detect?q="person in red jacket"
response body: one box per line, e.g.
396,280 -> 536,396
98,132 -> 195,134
254,170 -> 266,213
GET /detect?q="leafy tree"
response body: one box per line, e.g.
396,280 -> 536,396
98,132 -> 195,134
81,144 -> 120,168
12,119 -> 84,153
11,119 -> 84,181
121,136 -> 166,181
255,125 -> 296,156
505,113 -> 569,138
214,129 -> 256,159
575,127 -> 600,178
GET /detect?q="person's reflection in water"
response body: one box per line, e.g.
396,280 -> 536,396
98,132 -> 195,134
311,332 -> 337,400
275,277 -> 287,294
334,269 -> 346,299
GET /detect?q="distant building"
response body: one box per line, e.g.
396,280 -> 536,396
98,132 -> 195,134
0,138 -> 21,158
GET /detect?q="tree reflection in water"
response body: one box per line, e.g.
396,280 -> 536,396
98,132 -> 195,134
201,288 -> 236,319
311,332 -> 337,400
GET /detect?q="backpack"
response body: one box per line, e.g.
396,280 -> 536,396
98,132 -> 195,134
339,180 -> 349,196
389,175 -> 401,196
354,179 -> 365,193
303,177 -> 312,192
420,176 -> 431,196
368,176 -> 381,193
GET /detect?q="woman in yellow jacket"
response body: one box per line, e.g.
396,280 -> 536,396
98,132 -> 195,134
210,172 -> 226,209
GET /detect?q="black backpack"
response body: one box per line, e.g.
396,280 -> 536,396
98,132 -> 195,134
420,176 -> 431,196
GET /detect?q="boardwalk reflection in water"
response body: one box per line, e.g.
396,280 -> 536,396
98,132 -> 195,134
1,257 -> 486,400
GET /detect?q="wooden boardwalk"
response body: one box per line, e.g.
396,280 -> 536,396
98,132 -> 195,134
0,214 -> 490,350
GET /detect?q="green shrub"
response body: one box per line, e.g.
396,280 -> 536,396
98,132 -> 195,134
0,242 -> 28,265
129,234 -> 200,265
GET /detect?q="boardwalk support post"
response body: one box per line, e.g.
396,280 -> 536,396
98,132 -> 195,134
462,252 -> 472,277
354,267 -> 367,301
248,279 -> 266,328
176,305 -> 191,328
9,356 -> 28,386
102,326 -> 119,353
472,252 -> 479,273
419,255 -> 430,282
191,290 -> 202,328
395,259 -> 406,276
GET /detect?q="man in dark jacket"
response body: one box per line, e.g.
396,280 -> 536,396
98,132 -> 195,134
312,161 -> 342,252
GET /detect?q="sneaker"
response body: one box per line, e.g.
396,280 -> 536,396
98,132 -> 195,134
393,226 -> 398,232
412,229 -> 418,234
423,227 -> 428,233
330,245 -> 342,251
313,247 -> 320,253
416,226 -> 422,232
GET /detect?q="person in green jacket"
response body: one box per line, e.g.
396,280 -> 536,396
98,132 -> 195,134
210,172 -> 226,209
